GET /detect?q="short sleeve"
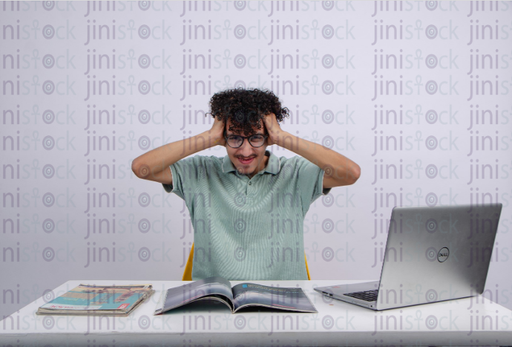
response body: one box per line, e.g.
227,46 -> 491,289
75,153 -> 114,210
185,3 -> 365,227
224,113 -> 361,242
162,156 -> 206,200
295,158 -> 331,215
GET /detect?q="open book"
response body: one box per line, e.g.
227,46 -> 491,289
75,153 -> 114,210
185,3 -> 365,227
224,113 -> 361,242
154,277 -> 316,315
37,284 -> 154,316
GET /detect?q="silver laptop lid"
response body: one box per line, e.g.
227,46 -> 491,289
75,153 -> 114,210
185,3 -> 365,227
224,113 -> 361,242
375,203 -> 502,310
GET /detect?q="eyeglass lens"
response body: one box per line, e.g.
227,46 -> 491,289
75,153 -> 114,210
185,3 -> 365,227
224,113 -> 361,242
227,135 -> 265,148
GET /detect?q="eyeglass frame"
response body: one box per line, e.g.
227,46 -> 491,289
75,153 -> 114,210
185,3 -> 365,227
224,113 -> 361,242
224,132 -> 268,148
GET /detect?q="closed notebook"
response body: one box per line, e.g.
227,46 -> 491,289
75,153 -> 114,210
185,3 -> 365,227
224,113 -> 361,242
37,284 -> 154,316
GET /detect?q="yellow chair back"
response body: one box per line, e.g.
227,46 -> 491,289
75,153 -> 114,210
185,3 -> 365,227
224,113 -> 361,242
182,243 -> 311,281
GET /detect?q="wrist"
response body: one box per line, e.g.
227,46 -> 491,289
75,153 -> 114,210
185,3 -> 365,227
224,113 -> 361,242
202,130 -> 224,148
272,131 -> 293,148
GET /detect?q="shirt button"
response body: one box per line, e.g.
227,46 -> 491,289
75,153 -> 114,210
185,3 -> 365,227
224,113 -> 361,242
248,181 -> 252,185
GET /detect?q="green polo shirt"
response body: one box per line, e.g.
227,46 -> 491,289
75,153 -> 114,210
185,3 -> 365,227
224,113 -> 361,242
163,151 -> 328,280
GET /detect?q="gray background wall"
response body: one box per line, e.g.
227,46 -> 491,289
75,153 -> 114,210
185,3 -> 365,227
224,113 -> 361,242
1,0 -> 512,323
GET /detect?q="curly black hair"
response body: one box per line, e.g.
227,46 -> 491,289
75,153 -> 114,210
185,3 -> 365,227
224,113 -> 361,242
208,88 -> 289,135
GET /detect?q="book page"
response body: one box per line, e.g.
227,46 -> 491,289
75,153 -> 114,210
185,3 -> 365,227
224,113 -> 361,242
231,283 -> 317,313
156,277 -> 234,314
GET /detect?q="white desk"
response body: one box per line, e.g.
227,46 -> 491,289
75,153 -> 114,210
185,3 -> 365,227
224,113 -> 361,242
1,280 -> 512,346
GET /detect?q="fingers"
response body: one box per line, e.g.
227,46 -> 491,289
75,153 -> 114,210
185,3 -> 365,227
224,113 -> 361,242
213,115 -> 223,124
262,113 -> 275,129
213,115 -> 225,130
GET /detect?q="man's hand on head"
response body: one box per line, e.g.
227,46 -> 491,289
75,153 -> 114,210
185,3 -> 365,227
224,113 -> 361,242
263,113 -> 286,147
210,116 -> 226,147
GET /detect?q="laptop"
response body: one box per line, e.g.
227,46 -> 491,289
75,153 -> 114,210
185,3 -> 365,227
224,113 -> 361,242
314,203 -> 502,310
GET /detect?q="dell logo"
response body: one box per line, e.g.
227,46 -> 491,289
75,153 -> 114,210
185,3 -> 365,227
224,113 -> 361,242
437,247 -> 450,263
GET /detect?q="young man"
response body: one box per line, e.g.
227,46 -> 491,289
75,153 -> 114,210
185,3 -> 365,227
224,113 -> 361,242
132,89 -> 360,280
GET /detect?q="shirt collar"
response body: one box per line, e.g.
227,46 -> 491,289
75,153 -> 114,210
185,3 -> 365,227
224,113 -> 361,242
222,151 -> 280,175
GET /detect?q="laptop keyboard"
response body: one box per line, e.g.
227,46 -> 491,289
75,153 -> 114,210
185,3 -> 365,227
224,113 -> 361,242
344,290 -> 378,302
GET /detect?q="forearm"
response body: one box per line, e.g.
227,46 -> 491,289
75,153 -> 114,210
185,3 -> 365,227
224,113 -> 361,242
132,130 -> 221,181
276,131 -> 360,186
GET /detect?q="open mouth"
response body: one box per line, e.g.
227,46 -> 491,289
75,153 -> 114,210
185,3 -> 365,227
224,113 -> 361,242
238,157 -> 255,165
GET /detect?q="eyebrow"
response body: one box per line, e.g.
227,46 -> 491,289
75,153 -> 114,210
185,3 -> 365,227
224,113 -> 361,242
226,130 -> 265,136
226,134 -> 265,139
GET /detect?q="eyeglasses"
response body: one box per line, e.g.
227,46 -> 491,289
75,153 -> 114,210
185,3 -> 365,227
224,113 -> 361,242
224,133 -> 268,148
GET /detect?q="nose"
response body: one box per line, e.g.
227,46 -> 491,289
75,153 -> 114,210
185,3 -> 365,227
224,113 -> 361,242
237,139 -> 253,156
